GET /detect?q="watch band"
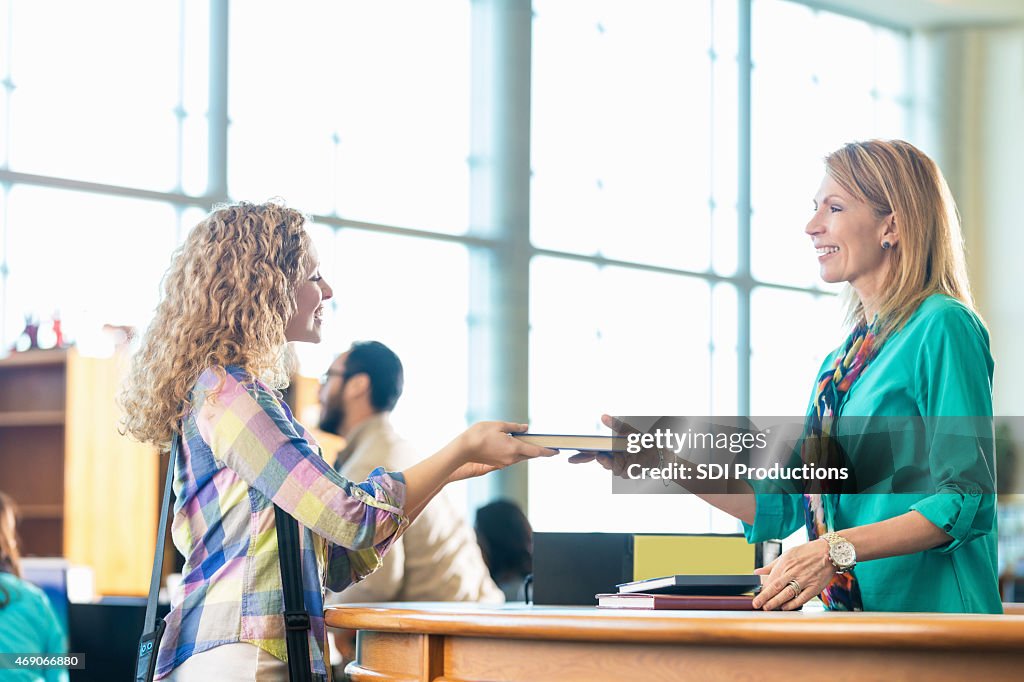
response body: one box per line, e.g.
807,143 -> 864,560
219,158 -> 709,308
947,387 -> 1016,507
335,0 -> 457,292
822,532 -> 855,573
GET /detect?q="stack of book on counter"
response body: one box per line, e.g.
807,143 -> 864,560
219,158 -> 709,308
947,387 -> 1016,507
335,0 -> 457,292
596,574 -> 763,611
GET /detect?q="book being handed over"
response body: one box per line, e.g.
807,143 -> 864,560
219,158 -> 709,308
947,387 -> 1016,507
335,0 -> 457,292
511,433 -> 628,452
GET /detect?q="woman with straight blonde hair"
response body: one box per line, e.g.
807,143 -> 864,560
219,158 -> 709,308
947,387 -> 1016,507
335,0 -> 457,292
742,139 -> 999,613
120,201 -> 556,680
576,139 -> 1000,613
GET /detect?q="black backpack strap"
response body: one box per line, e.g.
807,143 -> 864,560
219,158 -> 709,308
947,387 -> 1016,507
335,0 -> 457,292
275,504 -> 312,682
137,430 -> 313,681
136,433 -> 179,682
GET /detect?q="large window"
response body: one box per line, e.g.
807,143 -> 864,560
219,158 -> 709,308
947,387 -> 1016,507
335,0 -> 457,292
2,187 -> 179,354
0,0 -> 473,455
0,0 -> 209,347
228,1 -> 471,233
527,0 -> 912,532
4,1 -> 188,191
228,1 -> 473,452
0,0 -> 915,531
531,0 -> 717,272
529,0 -> 735,533
747,0 -> 910,414
750,0 -> 911,290
297,228 -> 471,454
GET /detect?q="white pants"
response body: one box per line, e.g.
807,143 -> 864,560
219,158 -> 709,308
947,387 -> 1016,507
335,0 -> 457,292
165,643 -> 289,682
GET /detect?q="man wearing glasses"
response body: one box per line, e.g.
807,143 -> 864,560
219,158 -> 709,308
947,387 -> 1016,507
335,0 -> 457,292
319,341 -> 503,670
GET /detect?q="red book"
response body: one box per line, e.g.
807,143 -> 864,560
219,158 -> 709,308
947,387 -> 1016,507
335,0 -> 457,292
596,592 -> 756,610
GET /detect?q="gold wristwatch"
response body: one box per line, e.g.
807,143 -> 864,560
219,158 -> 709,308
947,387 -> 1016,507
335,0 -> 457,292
822,532 -> 857,573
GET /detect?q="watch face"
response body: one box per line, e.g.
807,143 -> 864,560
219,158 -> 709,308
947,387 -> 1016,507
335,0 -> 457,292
831,541 -> 856,567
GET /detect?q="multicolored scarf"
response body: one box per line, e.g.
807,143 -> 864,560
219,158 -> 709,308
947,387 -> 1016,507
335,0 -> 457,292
802,318 -> 880,611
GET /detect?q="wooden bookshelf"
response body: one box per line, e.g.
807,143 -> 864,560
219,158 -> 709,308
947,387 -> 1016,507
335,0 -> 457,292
0,348 -> 159,596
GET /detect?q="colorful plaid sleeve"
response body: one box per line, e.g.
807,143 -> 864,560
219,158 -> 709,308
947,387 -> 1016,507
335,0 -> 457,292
322,465 -> 409,590
193,367 -> 409,552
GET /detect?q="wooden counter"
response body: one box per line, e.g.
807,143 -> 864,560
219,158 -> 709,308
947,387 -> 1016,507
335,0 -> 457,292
325,602 -> 1024,682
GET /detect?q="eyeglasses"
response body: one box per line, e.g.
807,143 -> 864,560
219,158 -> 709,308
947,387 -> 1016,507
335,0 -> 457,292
320,370 -> 346,385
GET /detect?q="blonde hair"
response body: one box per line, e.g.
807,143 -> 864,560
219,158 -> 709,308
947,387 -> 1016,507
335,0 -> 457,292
825,139 -> 976,341
120,201 -> 314,447
0,491 -> 21,580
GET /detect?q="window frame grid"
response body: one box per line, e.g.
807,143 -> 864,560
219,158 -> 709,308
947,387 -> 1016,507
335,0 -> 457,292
0,0 -> 912,511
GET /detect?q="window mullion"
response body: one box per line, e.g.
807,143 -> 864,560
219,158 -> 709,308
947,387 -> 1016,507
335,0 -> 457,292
737,0 -> 752,418
207,0 -> 229,202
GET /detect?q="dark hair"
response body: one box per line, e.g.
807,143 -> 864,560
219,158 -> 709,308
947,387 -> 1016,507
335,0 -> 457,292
344,341 -> 404,412
475,499 -> 532,581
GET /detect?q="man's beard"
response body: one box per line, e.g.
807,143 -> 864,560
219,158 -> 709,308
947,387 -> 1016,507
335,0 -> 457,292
319,400 -> 344,436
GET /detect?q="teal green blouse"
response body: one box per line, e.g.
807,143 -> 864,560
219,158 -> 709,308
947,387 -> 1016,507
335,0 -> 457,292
0,572 -> 69,682
743,294 -> 1002,613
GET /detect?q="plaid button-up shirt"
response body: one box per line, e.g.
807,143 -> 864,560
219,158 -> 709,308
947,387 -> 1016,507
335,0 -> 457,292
155,365 -> 408,679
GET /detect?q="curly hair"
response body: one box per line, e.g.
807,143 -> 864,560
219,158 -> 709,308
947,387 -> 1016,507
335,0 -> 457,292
120,201 -> 314,448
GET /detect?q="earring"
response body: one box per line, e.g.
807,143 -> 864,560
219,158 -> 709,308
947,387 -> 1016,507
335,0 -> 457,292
882,241 -> 892,250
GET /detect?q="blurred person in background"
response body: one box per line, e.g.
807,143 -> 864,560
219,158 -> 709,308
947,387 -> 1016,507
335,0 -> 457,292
320,342 -> 502,605
475,499 -> 533,602
0,491 -> 69,682
319,342 -> 503,672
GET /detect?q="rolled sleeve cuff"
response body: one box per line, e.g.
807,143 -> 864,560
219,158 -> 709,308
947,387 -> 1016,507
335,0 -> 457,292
910,486 -> 983,554
373,468 -> 411,544
742,483 -> 787,544
323,468 -> 411,592
358,466 -> 407,514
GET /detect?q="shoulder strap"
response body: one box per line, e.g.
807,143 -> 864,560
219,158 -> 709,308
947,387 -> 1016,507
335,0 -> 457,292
141,432 -> 312,680
275,505 -> 312,682
144,433 -> 178,631
136,433 -> 178,682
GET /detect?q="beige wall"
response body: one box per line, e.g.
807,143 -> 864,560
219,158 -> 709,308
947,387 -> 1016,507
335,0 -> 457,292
912,25 -> 1024,417
974,27 -> 1024,417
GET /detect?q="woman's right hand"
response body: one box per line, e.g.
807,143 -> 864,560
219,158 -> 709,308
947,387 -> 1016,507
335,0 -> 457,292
404,422 -> 558,523
452,421 -> 559,470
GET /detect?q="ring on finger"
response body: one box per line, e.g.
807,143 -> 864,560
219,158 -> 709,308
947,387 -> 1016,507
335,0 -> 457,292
786,579 -> 801,599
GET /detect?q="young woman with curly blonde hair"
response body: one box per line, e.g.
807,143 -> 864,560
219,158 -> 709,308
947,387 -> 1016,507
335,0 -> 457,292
120,201 -> 555,681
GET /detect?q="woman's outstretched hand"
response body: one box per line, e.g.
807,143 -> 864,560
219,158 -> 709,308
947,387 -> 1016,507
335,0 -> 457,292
567,414 -> 660,477
447,421 -> 558,482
